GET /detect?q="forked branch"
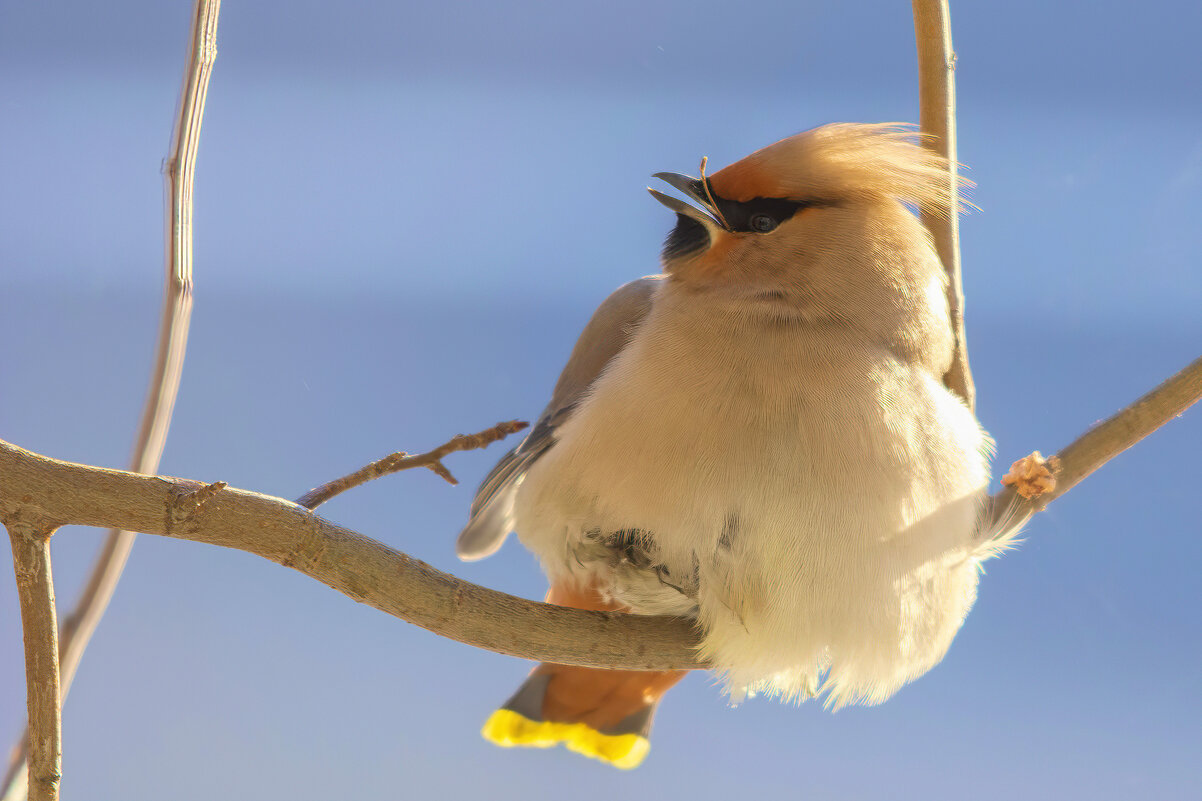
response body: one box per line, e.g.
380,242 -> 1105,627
0,439 -> 705,671
0,2 -> 222,798
298,421 -> 529,510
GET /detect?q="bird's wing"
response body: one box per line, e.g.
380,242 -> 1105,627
456,276 -> 662,561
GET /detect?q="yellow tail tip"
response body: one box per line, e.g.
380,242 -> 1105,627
481,709 -> 649,769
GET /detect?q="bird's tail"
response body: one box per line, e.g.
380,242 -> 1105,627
480,583 -> 687,769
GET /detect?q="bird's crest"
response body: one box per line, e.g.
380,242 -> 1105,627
709,123 -> 973,216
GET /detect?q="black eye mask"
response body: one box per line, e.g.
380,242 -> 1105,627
658,176 -> 832,260
713,195 -> 815,234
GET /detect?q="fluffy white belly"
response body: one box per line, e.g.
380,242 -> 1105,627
513,307 -> 990,706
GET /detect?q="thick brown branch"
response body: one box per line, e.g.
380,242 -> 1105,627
0,439 -> 705,671
1,3 -> 223,798
912,0 -> 974,409
297,421 -> 529,510
6,521 -> 62,801
982,353 -> 1202,538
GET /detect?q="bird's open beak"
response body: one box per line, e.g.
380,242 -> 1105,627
648,172 -> 728,230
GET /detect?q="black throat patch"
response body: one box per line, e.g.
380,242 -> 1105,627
662,214 -> 710,261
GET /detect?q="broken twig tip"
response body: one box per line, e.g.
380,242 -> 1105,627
1001,451 -> 1060,499
428,462 -> 458,486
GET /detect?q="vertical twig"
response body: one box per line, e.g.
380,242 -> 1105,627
912,0 -> 975,410
0,2 -> 222,798
7,523 -> 62,801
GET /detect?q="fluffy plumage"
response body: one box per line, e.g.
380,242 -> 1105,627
463,123 -> 1008,714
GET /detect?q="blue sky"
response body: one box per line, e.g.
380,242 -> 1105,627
2,1 -> 1200,798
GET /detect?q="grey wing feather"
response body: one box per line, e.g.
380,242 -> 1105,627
455,411 -> 563,561
455,276 -> 662,560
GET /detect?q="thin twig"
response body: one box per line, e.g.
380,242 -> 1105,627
0,2 -> 222,798
297,421 -> 529,510
6,521 -> 62,801
912,0 -> 974,410
3,348 -> 1198,670
982,353 -> 1202,538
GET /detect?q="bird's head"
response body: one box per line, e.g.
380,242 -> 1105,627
650,123 -> 969,353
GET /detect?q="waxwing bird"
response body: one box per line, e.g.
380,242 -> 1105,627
458,123 -> 1015,768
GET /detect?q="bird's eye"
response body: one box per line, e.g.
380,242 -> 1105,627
749,214 -> 778,233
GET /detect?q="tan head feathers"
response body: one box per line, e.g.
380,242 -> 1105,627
709,123 -> 972,215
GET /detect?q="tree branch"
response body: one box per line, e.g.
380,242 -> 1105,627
297,420 -> 529,510
982,353 -> 1202,538
1,2 -> 223,797
3,343 -> 1199,675
912,0 -> 974,410
0,439 -> 706,672
6,521 -> 62,801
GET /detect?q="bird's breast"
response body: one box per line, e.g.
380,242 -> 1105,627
514,299 -> 987,589
512,297 -> 990,702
